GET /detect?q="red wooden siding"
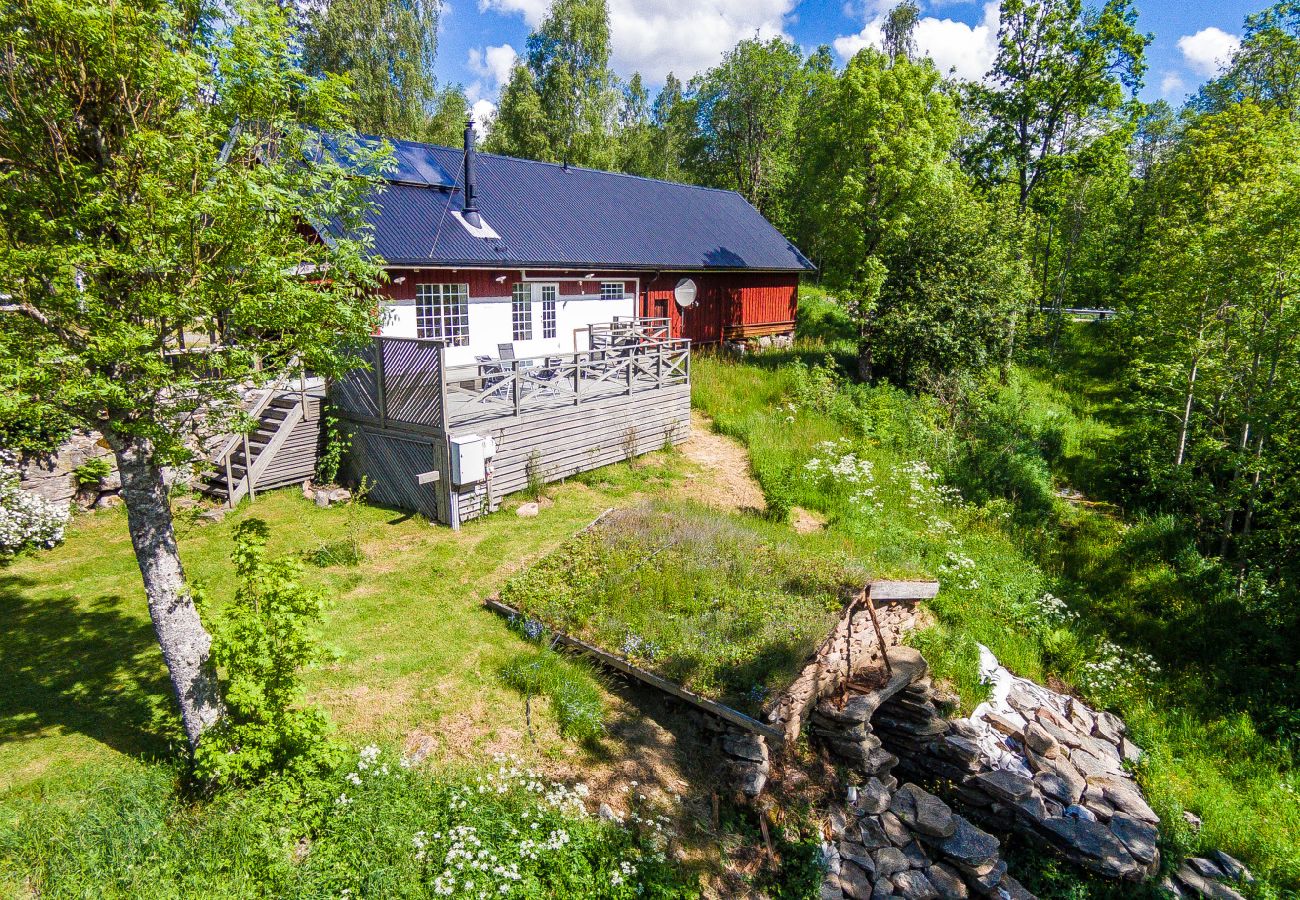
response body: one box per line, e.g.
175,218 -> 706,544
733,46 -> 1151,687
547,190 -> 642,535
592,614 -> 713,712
373,267 -> 798,345
642,272 -> 798,344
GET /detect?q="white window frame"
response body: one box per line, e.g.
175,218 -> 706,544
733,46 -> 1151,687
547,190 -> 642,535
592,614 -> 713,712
600,281 -> 625,302
512,283 -> 533,341
540,284 -> 558,339
415,283 -> 469,346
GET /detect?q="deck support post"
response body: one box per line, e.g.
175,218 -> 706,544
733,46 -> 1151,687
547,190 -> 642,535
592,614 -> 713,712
513,360 -> 522,416
374,337 -> 388,429
243,433 -> 256,502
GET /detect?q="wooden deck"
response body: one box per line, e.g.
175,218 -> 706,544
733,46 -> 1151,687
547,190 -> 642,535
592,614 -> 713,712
441,340 -> 689,427
330,323 -> 692,526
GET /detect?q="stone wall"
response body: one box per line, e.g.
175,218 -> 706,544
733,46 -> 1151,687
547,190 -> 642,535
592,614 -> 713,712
767,597 -> 922,744
17,430 -> 121,509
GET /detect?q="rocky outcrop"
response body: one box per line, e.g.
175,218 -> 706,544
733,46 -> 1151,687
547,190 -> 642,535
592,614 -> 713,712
17,430 -> 119,508
869,648 -> 1160,882
821,780 -> 1034,900
302,481 -> 351,507
1162,852 -> 1255,899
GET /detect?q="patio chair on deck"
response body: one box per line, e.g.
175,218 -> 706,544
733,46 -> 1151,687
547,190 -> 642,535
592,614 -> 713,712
476,354 -> 509,400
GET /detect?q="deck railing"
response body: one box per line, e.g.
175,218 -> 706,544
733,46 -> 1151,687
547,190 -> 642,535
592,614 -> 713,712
443,337 -> 690,427
590,316 -> 672,347
330,323 -> 691,433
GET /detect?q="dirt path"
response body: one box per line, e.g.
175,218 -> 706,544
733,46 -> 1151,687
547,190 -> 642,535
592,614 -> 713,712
674,411 -> 766,514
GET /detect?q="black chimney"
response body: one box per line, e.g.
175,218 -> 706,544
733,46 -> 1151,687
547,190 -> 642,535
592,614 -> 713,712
462,117 -> 482,228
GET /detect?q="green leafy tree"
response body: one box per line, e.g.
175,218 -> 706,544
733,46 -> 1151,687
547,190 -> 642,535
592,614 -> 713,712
646,73 -> 696,182
803,50 -> 960,377
883,0 -> 921,62
300,0 -> 444,140
485,62 -> 555,160
486,0 -> 619,168
615,73 -> 657,177
687,37 -> 806,229
1196,1 -> 1300,115
872,185 -> 1031,387
195,520 -> 338,785
0,0 -> 385,751
971,0 -> 1149,211
424,85 -> 472,145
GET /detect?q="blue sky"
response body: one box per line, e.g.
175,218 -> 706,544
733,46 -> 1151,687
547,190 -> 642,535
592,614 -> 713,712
435,0 -> 1266,122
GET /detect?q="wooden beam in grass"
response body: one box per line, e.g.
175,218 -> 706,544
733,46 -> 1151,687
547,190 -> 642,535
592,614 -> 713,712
867,580 -> 940,602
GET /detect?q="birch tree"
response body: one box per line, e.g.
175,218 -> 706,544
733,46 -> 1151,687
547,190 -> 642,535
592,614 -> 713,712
0,0 -> 386,751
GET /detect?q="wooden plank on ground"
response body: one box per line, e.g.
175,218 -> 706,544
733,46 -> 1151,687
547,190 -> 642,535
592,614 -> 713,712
867,580 -> 940,602
484,597 -> 785,746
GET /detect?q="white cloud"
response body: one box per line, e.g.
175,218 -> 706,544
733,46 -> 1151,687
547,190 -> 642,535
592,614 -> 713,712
470,98 -> 498,138
1159,71 -> 1187,98
480,0 -> 798,85
478,0 -> 549,27
834,1 -> 1000,83
1177,27 -> 1241,77
466,43 -> 519,102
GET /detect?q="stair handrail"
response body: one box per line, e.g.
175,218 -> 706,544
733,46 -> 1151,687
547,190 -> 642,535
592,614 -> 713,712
211,354 -> 303,474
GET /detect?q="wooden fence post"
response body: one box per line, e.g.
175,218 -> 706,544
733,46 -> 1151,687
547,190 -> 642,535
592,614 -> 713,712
513,360 -> 522,416
374,337 -> 387,429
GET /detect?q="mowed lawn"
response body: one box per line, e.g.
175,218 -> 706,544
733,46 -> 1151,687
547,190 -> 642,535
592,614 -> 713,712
0,458 -> 682,799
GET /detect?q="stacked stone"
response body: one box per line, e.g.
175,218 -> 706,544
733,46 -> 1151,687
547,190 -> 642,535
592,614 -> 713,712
1163,852 -> 1255,900
821,781 -> 1034,900
718,728 -> 771,799
810,648 -> 932,781
873,682 -> 1161,882
17,430 -> 121,509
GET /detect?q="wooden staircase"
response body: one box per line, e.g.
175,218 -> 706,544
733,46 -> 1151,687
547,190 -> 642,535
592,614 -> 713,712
205,388 -> 324,507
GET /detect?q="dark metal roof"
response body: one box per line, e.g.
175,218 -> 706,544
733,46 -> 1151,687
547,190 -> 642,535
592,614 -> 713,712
323,137 -> 814,272
311,131 -> 458,188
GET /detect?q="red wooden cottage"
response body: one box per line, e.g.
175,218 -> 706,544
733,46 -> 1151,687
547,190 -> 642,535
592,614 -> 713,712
317,123 -> 814,363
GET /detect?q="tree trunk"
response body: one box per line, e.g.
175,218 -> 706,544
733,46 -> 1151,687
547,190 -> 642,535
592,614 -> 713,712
110,433 -> 225,750
857,336 -> 874,383
1175,358 -> 1198,467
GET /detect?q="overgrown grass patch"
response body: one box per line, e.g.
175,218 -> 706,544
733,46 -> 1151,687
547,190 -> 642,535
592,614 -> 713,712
500,504 -> 866,714
0,746 -> 697,899
500,645 -> 609,743
691,333 -> 1300,893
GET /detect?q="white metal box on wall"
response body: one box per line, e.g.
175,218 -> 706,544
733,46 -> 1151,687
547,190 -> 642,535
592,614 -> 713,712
449,434 -> 486,486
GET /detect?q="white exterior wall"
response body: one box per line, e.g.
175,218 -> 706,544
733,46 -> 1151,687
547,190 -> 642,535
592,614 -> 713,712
380,282 -> 634,366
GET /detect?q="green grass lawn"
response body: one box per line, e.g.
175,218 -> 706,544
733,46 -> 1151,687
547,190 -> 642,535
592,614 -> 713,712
0,457 -> 682,801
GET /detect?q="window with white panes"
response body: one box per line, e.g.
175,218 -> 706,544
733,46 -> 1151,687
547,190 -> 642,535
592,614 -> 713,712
541,284 -> 557,339
415,283 -> 469,345
511,283 -> 533,341
600,281 -> 625,302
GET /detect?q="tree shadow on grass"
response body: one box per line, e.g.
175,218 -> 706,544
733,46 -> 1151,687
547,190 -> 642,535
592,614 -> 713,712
0,572 -> 175,762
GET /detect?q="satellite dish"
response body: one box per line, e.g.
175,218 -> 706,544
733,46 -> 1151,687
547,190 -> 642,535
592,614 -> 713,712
673,278 -> 698,309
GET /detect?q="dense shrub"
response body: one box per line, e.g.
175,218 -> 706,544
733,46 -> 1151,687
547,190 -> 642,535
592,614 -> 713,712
194,519 -> 338,785
0,450 -> 68,558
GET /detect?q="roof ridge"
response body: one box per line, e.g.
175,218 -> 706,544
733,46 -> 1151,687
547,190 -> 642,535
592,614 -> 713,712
361,132 -> 745,197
